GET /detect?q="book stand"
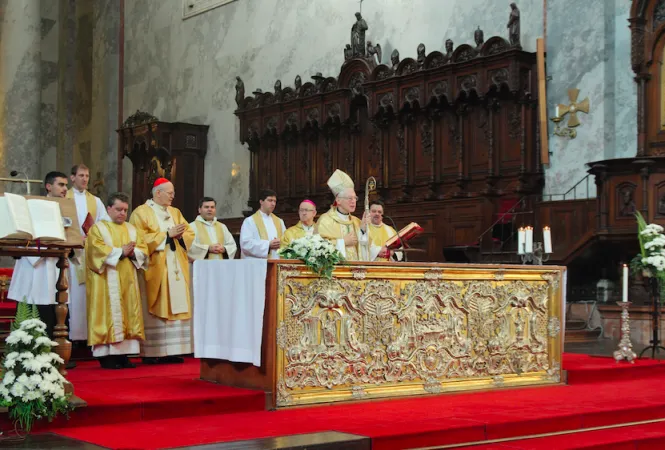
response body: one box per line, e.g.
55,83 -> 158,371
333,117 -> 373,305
0,196 -> 86,408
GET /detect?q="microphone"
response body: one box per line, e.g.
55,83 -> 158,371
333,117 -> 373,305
10,170 -> 30,194
383,215 -> 406,262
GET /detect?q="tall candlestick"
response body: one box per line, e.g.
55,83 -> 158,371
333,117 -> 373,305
622,264 -> 628,302
525,226 -> 533,253
543,226 -> 552,254
517,227 -> 525,255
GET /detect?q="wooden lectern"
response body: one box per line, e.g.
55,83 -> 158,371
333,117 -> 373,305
0,196 -> 86,407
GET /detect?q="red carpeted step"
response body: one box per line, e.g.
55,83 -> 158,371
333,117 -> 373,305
458,421 -> 665,449
563,353 -> 665,384
47,377 -> 665,450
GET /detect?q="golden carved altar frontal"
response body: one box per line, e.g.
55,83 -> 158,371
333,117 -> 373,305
274,262 -> 564,407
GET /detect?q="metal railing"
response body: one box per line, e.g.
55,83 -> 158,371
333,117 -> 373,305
540,174 -> 593,202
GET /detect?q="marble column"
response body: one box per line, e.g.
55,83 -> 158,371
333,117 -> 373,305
0,0 -> 42,193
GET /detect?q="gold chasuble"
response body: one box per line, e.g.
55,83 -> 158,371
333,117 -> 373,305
317,208 -> 363,261
368,223 -> 397,261
85,221 -> 147,347
280,222 -> 316,248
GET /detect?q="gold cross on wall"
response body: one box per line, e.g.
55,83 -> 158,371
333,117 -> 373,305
556,88 -> 590,128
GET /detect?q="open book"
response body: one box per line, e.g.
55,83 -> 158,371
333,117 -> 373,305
0,193 -> 66,242
385,222 -> 424,251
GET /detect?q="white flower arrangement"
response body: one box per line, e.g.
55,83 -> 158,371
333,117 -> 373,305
0,302 -> 71,433
279,234 -> 345,278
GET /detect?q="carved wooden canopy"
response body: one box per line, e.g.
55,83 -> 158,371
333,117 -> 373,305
630,0 -> 665,156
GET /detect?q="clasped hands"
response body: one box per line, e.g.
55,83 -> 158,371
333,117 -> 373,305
343,211 -> 371,247
122,241 -> 136,258
208,243 -> 226,254
269,238 -> 281,250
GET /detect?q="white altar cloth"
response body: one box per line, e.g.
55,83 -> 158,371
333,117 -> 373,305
193,259 -> 267,366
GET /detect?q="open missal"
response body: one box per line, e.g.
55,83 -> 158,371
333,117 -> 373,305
0,193 -> 66,242
384,222 -> 424,251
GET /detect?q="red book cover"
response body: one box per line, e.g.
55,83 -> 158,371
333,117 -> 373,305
385,222 -> 423,250
81,213 -> 94,236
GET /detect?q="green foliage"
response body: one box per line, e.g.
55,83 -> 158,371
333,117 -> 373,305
10,300 -> 39,332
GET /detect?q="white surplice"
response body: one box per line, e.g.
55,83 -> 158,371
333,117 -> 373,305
188,216 -> 238,260
8,256 -> 61,305
69,189 -> 108,341
193,259 -> 267,366
239,212 -> 286,259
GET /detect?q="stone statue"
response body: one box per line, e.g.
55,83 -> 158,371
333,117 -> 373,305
474,26 -> 484,49
351,12 -> 368,57
344,44 -> 353,61
252,88 -> 263,98
274,80 -> 282,101
367,41 -> 382,64
312,72 -> 325,90
391,49 -> 400,69
417,43 -> 426,67
235,76 -> 245,107
507,3 -> 521,47
294,75 -> 302,93
444,39 -> 454,63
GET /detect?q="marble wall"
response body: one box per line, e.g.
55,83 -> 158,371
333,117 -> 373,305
41,0 -> 60,175
544,0 -> 636,199
123,0 -> 544,218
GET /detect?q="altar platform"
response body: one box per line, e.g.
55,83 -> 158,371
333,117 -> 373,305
11,353 -> 665,449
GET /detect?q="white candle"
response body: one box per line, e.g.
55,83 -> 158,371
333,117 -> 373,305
543,226 -> 552,254
525,226 -> 533,253
555,105 -> 560,118
623,264 -> 628,302
517,227 -> 525,255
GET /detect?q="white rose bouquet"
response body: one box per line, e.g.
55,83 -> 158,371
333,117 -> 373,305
0,302 -> 71,433
279,234 -> 345,278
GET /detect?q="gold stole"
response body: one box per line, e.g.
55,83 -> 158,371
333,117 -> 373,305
66,189 -> 98,221
67,189 -> 98,284
194,220 -> 225,260
251,211 -> 283,240
368,223 -> 394,261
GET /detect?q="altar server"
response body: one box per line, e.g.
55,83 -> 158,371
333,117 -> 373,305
240,189 -> 286,259
7,171 -> 69,339
85,192 -> 147,369
66,164 -> 108,344
129,178 -> 207,364
317,170 -> 380,261
367,200 -> 402,261
189,197 -> 237,260
280,200 -> 317,248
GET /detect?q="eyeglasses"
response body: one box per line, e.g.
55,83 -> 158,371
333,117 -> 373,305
299,209 -> 315,213
338,196 -> 359,202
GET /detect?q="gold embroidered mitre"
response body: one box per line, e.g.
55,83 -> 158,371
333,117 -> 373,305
327,169 -> 355,196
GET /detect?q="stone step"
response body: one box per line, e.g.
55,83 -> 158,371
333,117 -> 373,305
565,328 -> 602,343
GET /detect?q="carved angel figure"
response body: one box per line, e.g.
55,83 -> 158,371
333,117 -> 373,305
235,76 -> 245,107
344,44 -> 353,61
294,75 -> 302,92
367,41 -> 382,64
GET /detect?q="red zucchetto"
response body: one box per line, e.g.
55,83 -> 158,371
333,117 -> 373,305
153,177 -> 170,188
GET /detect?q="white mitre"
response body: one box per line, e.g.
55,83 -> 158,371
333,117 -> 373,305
327,169 -> 355,196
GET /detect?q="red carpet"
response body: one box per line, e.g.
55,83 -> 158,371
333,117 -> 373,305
39,353 -> 665,449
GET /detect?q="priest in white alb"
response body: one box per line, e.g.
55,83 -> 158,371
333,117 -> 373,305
129,178 -> 207,364
66,164 -> 108,348
280,200 -> 317,248
240,189 -> 286,259
188,197 -> 237,260
316,170 -> 381,261
8,171 -> 70,339
85,192 -> 147,369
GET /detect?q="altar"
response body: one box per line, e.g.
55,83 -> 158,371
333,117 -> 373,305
197,261 -> 566,409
